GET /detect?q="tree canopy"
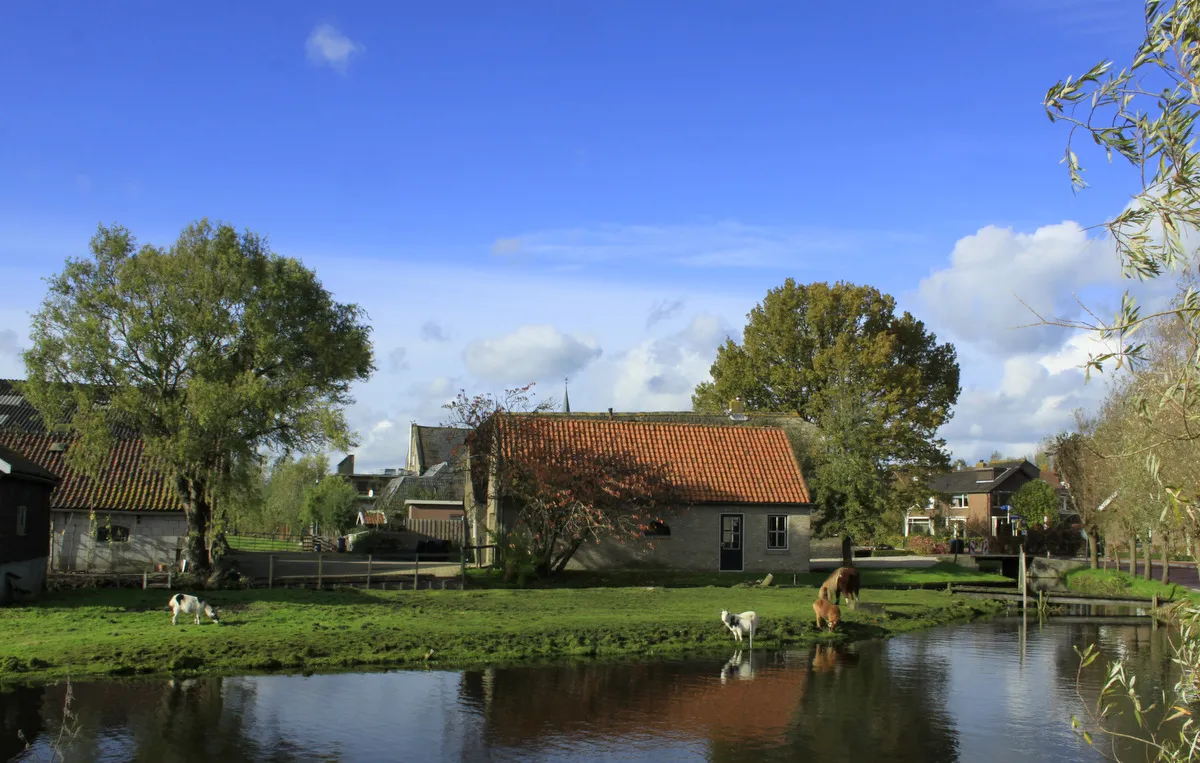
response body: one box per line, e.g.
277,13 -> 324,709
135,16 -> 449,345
692,280 -> 960,540
22,220 -> 374,571
1011,479 -> 1058,529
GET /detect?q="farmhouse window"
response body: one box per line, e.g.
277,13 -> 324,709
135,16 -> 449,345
644,520 -> 671,537
97,525 -> 131,543
767,515 -> 788,550
950,494 -> 969,509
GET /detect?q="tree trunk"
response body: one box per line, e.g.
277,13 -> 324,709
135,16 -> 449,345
1126,539 -> 1136,576
1142,536 -> 1153,581
842,536 -> 853,567
1161,539 -> 1170,585
175,473 -> 212,573
552,538 -> 585,574
1087,527 -> 1099,570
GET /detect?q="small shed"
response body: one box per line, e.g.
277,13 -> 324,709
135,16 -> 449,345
0,443 -> 60,605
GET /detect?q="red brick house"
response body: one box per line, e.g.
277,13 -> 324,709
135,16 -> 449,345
466,415 -> 814,572
0,443 -> 59,604
906,459 -> 1041,538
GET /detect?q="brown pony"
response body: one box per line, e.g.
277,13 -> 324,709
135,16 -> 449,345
813,599 -> 840,631
818,566 -> 860,606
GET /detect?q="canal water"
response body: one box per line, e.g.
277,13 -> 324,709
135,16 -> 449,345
4,617 -> 1179,762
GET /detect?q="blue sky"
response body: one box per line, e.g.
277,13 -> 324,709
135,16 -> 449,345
0,0 -> 1159,470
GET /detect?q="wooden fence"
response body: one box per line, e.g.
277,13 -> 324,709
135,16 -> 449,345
397,517 -> 467,545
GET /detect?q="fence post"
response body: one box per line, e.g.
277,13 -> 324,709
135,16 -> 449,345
318,554 -> 323,590
142,571 -> 147,590
367,555 -> 373,589
268,555 -> 275,589
414,553 -> 420,589
460,525 -> 467,589
167,571 -> 172,590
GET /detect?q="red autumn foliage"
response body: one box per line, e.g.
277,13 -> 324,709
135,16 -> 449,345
444,384 -> 689,576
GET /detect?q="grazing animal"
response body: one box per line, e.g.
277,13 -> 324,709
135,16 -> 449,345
168,593 -> 220,626
813,599 -> 840,632
818,566 -> 860,606
720,610 -> 759,649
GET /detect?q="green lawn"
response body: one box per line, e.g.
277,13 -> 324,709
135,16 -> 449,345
1063,567 -> 1200,603
0,573 -> 1005,683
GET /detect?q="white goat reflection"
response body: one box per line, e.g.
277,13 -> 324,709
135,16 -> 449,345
720,649 -> 757,684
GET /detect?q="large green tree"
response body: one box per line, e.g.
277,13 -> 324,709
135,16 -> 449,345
692,280 -> 960,539
22,220 -> 374,572
1010,479 -> 1058,529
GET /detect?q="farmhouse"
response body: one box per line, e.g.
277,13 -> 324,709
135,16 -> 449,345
0,380 -> 186,572
0,443 -> 59,604
466,415 -> 813,573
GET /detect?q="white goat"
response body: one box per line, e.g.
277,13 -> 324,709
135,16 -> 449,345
719,609 -> 758,650
168,593 -> 220,626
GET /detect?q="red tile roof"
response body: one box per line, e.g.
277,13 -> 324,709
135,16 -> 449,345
499,416 -> 811,505
0,433 -> 181,512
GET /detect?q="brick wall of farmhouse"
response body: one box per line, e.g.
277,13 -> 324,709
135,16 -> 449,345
566,505 -> 811,573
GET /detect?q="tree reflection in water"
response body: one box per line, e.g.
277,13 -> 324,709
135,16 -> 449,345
13,677 -> 303,762
1,684 -> 44,762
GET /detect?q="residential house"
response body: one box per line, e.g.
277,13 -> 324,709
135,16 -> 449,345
405,425 -> 469,476
466,415 -> 813,573
373,425 -> 470,521
405,499 -> 465,521
335,454 -> 404,511
0,379 -> 187,572
907,459 -> 1042,537
0,443 -> 59,604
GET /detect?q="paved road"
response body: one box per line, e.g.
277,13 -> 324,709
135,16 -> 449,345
229,551 -> 464,582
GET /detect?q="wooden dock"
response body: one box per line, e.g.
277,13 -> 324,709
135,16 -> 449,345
950,585 -> 1166,609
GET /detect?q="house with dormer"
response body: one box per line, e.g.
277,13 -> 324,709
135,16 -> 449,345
905,459 -> 1042,538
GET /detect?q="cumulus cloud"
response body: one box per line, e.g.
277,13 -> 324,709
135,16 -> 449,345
917,222 -> 1123,354
305,24 -> 364,74
464,325 -> 602,384
611,314 -> 729,410
420,320 -> 450,343
646,299 -> 685,329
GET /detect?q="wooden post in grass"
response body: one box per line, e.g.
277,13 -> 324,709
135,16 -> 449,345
318,554 -> 323,590
167,571 -> 172,590
414,553 -> 420,589
367,555 -> 373,589
142,572 -> 147,590
268,555 -> 275,589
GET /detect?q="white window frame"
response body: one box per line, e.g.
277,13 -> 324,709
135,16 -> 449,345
766,515 -> 788,550
950,494 -> 969,509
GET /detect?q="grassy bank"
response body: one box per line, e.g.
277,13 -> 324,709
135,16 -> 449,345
466,561 -> 1011,589
0,572 -> 1006,684
1063,567 -> 1200,603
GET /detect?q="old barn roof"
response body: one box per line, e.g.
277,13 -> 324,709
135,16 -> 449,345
498,416 -> 811,505
0,380 -> 181,513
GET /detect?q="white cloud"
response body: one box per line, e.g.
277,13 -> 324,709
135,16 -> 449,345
610,314 -> 731,410
464,325 -> 602,384
305,24 -> 364,74
917,221 -> 1124,354
493,221 -> 924,270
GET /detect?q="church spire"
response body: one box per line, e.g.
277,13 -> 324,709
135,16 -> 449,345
563,377 -> 571,414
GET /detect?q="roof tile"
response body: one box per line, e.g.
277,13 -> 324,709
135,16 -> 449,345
500,416 -> 811,505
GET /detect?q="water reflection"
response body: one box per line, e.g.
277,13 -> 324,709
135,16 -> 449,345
5,619 -> 1183,763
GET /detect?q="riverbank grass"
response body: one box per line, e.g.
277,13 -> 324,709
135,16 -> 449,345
1,572 -> 1006,683
1063,567 -> 1200,603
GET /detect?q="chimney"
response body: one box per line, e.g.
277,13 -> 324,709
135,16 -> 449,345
976,460 -> 986,468
337,454 -> 355,476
